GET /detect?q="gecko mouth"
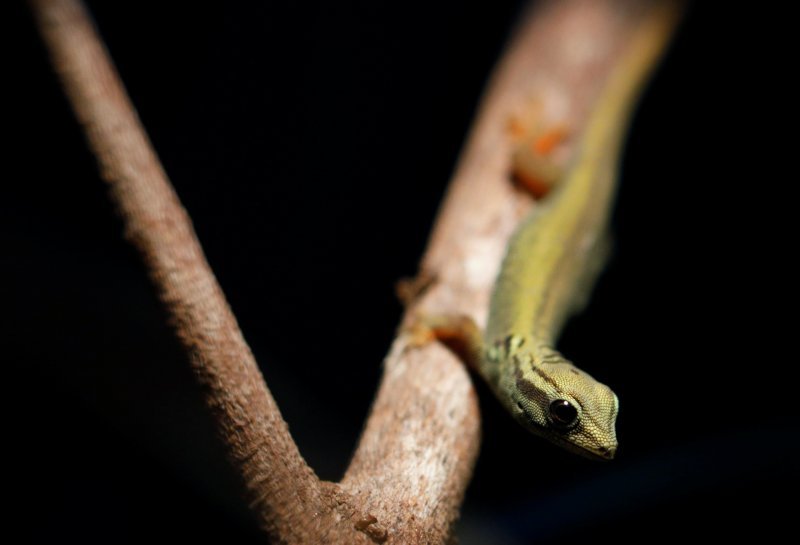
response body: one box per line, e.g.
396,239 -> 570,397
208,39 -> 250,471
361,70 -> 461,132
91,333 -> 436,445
515,407 -> 616,460
548,432 -> 616,461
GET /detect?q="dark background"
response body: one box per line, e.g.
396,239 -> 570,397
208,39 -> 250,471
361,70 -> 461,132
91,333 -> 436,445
3,1 -> 793,543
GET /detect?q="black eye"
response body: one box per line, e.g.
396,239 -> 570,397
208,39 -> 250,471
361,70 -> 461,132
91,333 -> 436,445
549,399 -> 578,428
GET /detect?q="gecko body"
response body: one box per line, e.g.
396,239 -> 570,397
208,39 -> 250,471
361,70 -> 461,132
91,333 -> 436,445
409,3 -> 679,460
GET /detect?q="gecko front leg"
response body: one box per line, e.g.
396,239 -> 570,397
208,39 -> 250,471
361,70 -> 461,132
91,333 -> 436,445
403,313 -> 484,373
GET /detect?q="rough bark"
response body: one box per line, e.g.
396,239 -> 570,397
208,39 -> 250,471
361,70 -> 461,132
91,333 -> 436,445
29,0 -> 674,542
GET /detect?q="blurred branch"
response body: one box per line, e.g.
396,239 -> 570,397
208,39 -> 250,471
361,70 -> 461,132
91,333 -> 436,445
28,0 -> 340,541
29,0 -> 677,542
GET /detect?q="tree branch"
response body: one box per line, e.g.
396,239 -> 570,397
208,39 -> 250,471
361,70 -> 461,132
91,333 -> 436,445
29,0 -> 336,541
29,0 -> 677,542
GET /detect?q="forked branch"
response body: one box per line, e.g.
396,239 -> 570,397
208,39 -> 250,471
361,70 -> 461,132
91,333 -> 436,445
29,0 -> 676,542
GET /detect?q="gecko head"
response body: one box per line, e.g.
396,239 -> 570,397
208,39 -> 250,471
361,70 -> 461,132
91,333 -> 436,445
509,355 -> 619,460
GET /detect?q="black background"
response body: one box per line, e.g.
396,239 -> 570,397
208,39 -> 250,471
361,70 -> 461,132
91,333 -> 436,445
3,1 -> 794,543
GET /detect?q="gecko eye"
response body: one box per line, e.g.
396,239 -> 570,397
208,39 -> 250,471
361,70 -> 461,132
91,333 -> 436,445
549,399 -> 578,428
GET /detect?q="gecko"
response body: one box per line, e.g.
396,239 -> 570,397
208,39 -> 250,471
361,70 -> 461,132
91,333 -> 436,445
406,2 -> 680,460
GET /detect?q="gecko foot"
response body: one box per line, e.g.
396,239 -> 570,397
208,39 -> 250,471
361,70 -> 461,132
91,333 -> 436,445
508,96 -> 571,199
402,313 -> 482,370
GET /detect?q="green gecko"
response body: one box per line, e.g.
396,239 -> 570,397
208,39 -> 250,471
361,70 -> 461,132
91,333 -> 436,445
408,2 -> 679,460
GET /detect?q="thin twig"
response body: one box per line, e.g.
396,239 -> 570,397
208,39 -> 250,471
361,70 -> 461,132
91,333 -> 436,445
29,0 -> 676,542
